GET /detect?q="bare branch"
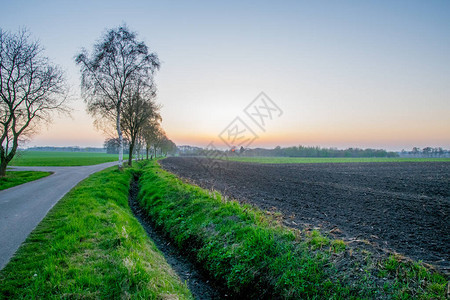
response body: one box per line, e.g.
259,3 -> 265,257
0,28 -> 69,176
75,24 -> 160,168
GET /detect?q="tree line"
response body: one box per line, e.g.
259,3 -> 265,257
26,146 -> 105,153
400,147 -> 449,158
238,146 -> 399,158
179,145 -> 399,158
1,25 -> 175,176
104,135 -> 176,158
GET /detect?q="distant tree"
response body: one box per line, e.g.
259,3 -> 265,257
104,138 -> 118,154
412,147 -> 421,156
152,128 -> 167,158
431,147 -> 440,157
274,146 -> 282,156
142,120 -> 161,159
0,29 -> 68,177
422,147 -> 432,157
75,25 -> 159,169
104,138 -> 129,154
160,136 -> 177,156
143,126 -> 176,158
134,134 -> 145,160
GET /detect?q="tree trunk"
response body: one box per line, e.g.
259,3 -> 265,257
0,140 -> 18,177
128,142 -> 134,166
146,146 -> 149,160
0,146 -> 6,177
0,159 -> 7,177
116,109 -> 123,170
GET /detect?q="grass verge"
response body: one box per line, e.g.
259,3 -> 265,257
10,151 -> 129,166
0,171 -> 51,190
224,156 -> 450,164
138,160 -> 448,298
0,166 -> 192,299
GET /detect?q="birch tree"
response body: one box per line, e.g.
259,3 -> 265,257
75,25 -> 159,169
121,81 -> 161,166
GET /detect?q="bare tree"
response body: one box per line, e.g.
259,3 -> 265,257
121,81 -> 161,166
134,133 -> 145,161
142,120 -> 161,159
75,25 -> 159,169
412,147 -> 421,156
104,137 -> 130,154
0,29 -> 68,176
140,120 -> 176,158
422,147 -> 432,157
152,129 -> 173,157
160,136 -> 177,156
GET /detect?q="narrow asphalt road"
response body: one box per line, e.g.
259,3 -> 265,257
0,161 -> 119,270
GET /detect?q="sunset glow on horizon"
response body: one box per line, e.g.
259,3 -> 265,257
2,1 -> 449,151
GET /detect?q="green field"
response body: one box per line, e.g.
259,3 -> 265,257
0,171 -> 52,190
0,166 -> 191,299
225,156 -> 450,164
10,151 -> 128,166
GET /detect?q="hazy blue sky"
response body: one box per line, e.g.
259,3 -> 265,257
2,0 -> 449,150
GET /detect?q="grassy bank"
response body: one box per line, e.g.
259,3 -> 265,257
0,166 -> 192,299
10,151 -> 128,166
224,156 -> 450,164
138,160 -> 447,298
0,171 -> 51,190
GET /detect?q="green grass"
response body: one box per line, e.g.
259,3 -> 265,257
139,163 -> 329,298
10,151 -> 129,166
0,171 -> 51,190
378,255 -> 448,299
0,166 -> 192,299
224,156 -> 450,164
137,160 -> 447,299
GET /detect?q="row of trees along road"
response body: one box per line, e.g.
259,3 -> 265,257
104,121 -> 177,159
0,29 -> 68,176
1,25 -> 174,176
76,25 -> 162,169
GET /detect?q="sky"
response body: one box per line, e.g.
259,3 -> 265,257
1,0 -> 449,151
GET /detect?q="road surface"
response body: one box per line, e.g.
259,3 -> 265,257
0,161 -> 119,270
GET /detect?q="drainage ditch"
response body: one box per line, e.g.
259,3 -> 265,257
128,173 -> 227,300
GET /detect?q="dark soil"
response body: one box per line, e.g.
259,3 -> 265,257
128,174 -> 226,299
160,157 -> 450,275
